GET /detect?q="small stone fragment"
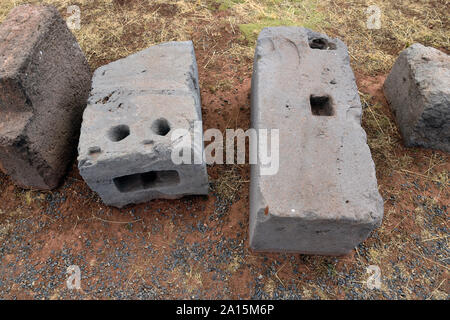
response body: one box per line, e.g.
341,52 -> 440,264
384,43 -> 450,152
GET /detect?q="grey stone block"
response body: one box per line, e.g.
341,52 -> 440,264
384,43 -> 450,152
0,4 -> 91,190
78,41 -> 208,207
249,27 -> 383,255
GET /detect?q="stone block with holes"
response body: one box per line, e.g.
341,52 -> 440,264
77,41 -> 209,207
249,27 -> 383,255
384,44 -> 450,152
0,5 -> 91,190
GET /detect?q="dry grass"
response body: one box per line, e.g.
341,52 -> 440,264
212,165 -> 245,203
212,0 -> 449,73
1,0 -> 215,69
360,96 -> 407,177
1,0 -> 447,74
318,0 -> 449,73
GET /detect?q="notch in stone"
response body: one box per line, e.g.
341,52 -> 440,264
113,170 -> 180,193
308,37 -> 337,50
310,95 -> 334,116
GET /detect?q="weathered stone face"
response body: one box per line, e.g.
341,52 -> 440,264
384,43 -> 450,153
78,41 -> 209,208
249,27 -> 383,255
0,5 -> 92,190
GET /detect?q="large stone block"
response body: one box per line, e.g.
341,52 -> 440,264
384,43 -> 450,152
0,5 -> 92,189
78,41 -> 209,208
249,27 -> 383,255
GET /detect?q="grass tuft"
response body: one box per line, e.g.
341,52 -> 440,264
233,0 -> 326,44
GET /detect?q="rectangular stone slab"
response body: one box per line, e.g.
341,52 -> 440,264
78,41 -> 209,208
249,27 -> 384,255
0,5 -> 92,189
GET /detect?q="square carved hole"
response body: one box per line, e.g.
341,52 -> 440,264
310,95 -> 334,116
113,170 -> 180,193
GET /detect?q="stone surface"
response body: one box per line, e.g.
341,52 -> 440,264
384,43 -> 450,152
249,27 -> 383,255
0,5 -> 92,190
78,41 -> 209,208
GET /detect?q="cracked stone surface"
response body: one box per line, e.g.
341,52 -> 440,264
384,43 -> 450,153
78,41 -> 208,208
0,4 -> 92,190
249,27 -> 383,255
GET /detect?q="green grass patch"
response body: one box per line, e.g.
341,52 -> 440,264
239,18 -> 295,44
236,0 -> 326,45
217,0 -> 244,11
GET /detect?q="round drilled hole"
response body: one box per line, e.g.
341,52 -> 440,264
108,124 -> 130,142
151,118 -> 170,136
